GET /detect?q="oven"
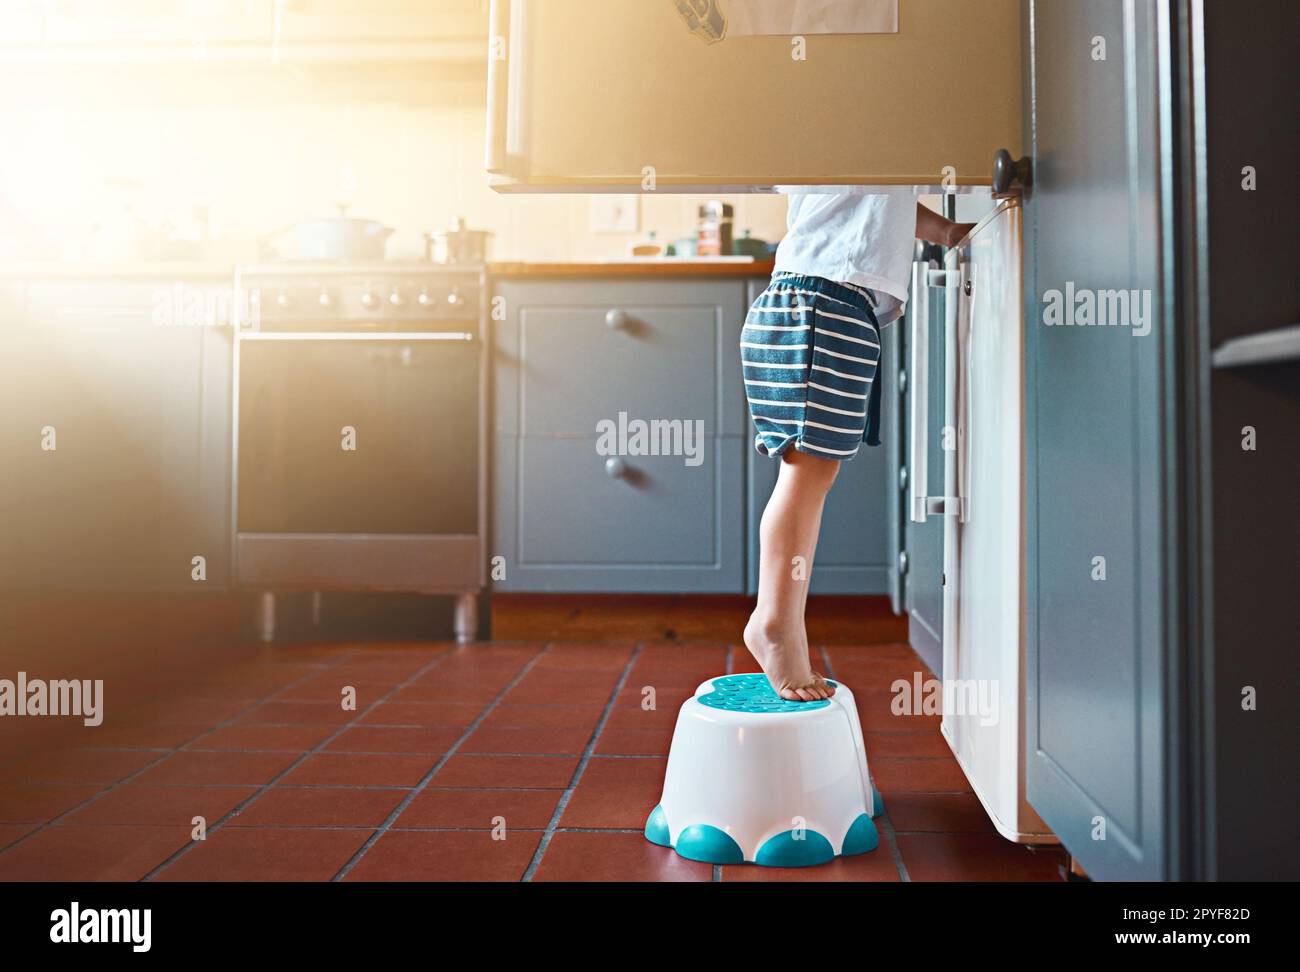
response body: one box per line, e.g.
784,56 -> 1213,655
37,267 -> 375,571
231,264 -> 487,642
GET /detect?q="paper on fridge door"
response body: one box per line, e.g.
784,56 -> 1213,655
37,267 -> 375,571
726,0 -> 898,36
674,1 -> 897,42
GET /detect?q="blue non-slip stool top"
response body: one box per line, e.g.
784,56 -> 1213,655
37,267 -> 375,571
696,672 -> 835,713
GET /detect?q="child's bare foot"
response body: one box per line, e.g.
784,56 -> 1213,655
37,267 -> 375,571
743,613 -> 835,701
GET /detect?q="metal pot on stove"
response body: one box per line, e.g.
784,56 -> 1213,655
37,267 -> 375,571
425,217 -> 492,265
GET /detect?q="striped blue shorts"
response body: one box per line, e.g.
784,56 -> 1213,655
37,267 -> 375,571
741,272 -> 884,462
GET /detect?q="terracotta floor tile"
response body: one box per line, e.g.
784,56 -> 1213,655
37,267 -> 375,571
0,748 -> 160,786
0,823 -> 35,850
135,750 -> 300,787
343,830 -> 541,882
532,831 -> 711,882
77,724 -> 205,751
594,727 -> 674,757
236,700 -> 357,727
0,824 -> 192,881
275,678 -> 400,703
187,724 -> 335,752
356,701 -> 486,728
393,788 -> 561,830
895,833 -> 1066,881
532,643 -> 635,671
885,792 -> 998,834
604,704 -> 681,731
0,784 -> 100,823
60,784 -> 256,827
477,704 -> 604,731
864,730 -> 951,758
231,786 -> 406,828
825,643 -> 919,664
389,681 -> 508,705
460,726 -> 591,755
117,697 -> 252,727
431,755 -> 578,789
503,667 -> 621,704
614,683 -> 699,708
559,756 -> 666,829
324,726 -> 462,755
280,753 -> 434,788
872,758 -> 972,794
722,849 -> 902,882
155,827 -> 371,882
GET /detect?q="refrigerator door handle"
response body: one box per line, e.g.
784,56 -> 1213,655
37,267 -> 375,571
909,265 -> 963,520
907,261 -> 930,523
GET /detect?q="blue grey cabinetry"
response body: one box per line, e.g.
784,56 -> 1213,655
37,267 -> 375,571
744,278 -> 899,597
492,277 -> 748,592
3,280 -> 232,593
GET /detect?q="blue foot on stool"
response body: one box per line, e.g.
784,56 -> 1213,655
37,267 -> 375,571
674,824 -> 745,865
644,804 -> 671,847
871,782 -> 885,817
755,829 -> 836,867
841,812 -> 880,855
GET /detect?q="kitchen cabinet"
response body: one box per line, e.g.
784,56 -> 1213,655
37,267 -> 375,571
492,273 -> 900,595
745,280 -> 899,597
491,276 -> 748,592
487,0 -> 1022,191
3,279 -> 232,593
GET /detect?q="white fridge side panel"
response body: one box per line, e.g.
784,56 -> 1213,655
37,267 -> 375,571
941,202 -> 1054,843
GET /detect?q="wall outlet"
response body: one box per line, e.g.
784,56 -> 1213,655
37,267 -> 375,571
590,195 -> 639,234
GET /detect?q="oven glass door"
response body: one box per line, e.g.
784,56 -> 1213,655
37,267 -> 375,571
237,338 -> 478,535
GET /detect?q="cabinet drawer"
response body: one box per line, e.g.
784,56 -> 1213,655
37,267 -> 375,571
493,279 -> 749,437
493,435 -> 744,592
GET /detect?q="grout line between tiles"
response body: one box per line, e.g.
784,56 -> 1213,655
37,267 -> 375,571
0,646 -> 376,859
520,644 -> 645,882
327,644 -> 558,881
819,643 -> 911,882
138,645 -> 464,881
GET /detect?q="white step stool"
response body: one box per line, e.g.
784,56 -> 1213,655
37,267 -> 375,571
644,673 -> 883,867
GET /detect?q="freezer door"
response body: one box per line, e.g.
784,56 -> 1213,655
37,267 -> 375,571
486,0 -> 1023,191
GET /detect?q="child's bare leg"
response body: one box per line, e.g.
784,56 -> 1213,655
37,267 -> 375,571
744,448 -> 839,700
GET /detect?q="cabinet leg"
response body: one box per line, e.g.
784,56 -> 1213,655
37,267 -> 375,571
453,593 -> 478,644
256,591 -> 277,644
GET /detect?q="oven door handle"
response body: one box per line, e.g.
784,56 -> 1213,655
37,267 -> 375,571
237,332 -> 477,342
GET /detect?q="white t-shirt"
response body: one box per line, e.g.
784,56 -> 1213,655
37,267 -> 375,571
773,187 -> 917,325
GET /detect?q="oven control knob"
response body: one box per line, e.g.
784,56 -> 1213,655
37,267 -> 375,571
275,292 -> 293,309
317,291 -> 334,309
360,291 -> 380,310
417,290 -> 433,307
388,290 -> 406,308
447,288 -> 465,308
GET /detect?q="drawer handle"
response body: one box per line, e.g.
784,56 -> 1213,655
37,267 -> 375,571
605,309 -> 629,330
604,457 -> 629,478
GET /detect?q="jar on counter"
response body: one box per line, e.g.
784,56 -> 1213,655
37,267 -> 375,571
696,201 -> 734,257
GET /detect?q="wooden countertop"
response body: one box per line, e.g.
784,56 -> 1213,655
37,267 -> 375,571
488,258 -> 775,278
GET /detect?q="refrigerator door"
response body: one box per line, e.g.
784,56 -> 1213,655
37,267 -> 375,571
939,200 -> 1054,843
486,0 -> 1023,191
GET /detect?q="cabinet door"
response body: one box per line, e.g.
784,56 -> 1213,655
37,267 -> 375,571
10,282 -> 228,593
1022,0 -> 1172,880
492,277 -> 748,593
